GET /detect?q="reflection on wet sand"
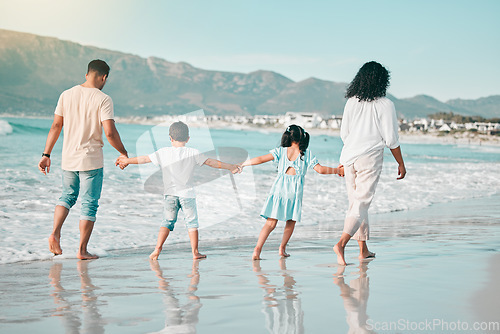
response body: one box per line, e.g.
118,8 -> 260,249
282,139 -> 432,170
149,259 -> 202,333
253,258 -> 304,334
333,261 -> 375,334
48,260 -> 104,333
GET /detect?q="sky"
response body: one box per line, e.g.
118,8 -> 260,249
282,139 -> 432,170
0,0 -> 499,101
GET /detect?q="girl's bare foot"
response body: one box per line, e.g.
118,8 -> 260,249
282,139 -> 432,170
359,250 -> 375,259
193,253 -> 207,259
149,248 -> 162,260
333,244 -> 347,266
48,235 -> 62,255
77,251 -> 99,260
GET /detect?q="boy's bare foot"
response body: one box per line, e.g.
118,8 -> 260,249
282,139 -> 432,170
333,244 -> 347,266
193,253 -> 207,259
149,248 -> 162,261
279,247 -> 290,258
77,252 -> 99,260
48,234 -> 62,255
252,250 -> 262,260
359,251 -> 376,260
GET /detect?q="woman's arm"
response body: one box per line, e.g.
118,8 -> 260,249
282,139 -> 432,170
241,153 -> 274,167
390,146 -> 406,180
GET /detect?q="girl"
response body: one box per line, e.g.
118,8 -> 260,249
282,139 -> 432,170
333,61 -> 406,266
241,125 -> 343,260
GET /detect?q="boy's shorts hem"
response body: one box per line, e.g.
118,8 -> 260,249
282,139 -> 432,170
80,215 -> 97,222
160,221 -> 176,231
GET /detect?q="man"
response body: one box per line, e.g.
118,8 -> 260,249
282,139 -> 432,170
38,59 -> 128,259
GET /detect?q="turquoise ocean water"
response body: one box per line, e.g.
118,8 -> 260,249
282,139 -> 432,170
1,117 -> 499,264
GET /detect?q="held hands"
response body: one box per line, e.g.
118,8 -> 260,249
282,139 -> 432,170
115,154 -> 129,170
38,156 -> 51,175
337,164 -> 344,177
230,164 -> 243,174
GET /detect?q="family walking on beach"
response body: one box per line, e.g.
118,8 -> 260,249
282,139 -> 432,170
38,59 -> 406,265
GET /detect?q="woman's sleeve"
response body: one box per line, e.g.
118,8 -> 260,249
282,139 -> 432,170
378,99 -> 400,149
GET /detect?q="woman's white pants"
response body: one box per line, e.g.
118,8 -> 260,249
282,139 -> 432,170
343,149 -> 384,240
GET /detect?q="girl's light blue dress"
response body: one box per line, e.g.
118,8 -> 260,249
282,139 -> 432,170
260,147 -> 319,222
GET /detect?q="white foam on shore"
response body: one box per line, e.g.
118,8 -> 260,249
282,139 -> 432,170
1,157 -> 500,264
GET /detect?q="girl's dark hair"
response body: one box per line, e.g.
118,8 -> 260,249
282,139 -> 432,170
345,61 -> 390,101
281,124 -> 310,160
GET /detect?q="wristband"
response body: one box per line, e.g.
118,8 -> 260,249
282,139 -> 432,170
42,153 -> 51,158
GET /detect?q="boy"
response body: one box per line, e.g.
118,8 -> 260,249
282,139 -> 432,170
117,121 -> 240,260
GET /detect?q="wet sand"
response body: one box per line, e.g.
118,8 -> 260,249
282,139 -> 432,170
0,195 -> 499,333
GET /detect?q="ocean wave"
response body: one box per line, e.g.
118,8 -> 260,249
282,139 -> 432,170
0,120 -> 13,136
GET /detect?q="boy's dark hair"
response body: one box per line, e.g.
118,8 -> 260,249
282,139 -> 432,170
169,121 -> 189,142
345,61 -> 390,102
281,124 -> 310,160
87,59 -> 110,77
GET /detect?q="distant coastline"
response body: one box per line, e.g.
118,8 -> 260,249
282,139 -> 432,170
1,113 -> 499,146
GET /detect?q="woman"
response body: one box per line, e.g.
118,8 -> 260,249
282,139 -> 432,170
334,61 -> 406,265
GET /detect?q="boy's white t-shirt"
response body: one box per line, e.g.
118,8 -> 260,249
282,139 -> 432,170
148,146 -> 208,198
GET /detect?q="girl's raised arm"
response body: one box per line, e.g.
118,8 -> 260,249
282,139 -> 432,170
241,153 -> 274,167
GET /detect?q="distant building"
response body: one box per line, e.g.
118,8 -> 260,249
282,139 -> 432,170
283,112 -> 322,128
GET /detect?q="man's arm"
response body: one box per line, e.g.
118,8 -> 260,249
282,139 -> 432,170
116,155 -> 151,169
38,115 -> 63,175
102,119 -> 128,157
390,146 -> 406,180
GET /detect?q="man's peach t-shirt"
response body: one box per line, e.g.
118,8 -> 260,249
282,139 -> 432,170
54,85 -> 114,171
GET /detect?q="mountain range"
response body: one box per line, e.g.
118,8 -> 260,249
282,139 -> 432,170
1,29 -> 499,119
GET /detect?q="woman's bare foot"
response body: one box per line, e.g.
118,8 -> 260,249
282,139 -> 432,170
193,252 -> 207,259
333,244 -> 347,266
359,250 -> 375,260
149,248 -> 162,260
279,246 -> 290,257
77,251 -> 99,260
48,234 -> 62,255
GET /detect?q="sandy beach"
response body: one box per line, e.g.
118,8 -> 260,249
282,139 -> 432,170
0,195 -> 499,333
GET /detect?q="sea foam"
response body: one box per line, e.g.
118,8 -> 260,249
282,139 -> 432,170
0,120 -> 13,136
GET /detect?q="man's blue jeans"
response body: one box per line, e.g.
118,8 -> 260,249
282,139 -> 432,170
57,168 -> 103,222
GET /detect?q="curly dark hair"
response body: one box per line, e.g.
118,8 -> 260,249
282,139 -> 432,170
281,124 -> 310,160
345,61 -> 390,101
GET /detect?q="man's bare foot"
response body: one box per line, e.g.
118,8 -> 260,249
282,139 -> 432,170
333,244 -> 347,266
279,247 -> 290,257
77,252 -> 99,260
149,248 -> 162,261
48,234 -> 62,255
193,253 -> 207,259
359,251 -> 376,260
